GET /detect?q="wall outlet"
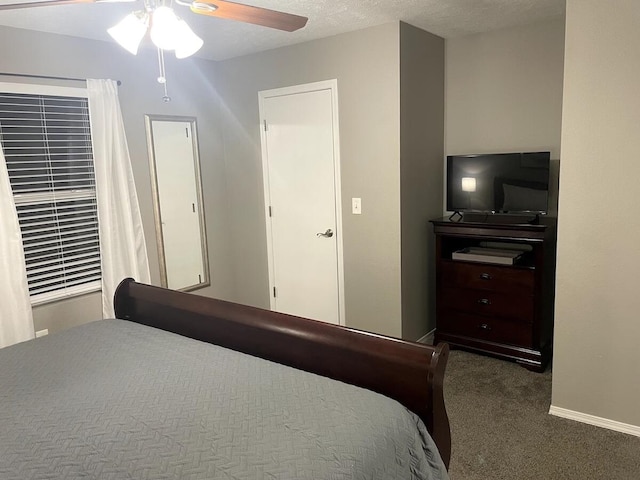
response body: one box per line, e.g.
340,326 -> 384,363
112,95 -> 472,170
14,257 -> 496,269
352,197 -> 362,215
35,329 -> 48,338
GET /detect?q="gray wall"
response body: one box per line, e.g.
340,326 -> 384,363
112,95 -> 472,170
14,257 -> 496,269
552,0 -> 640,429
0,26 -> 234,334
399,23 -> 444,340
445,18 -> 565,215
214,23 -> 404,337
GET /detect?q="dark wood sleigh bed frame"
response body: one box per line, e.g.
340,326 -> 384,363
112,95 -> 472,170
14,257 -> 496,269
114,278 -> 451,469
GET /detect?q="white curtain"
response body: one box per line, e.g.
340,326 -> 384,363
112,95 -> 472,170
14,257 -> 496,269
0,145 -> 34,347
87,79 -> 150,318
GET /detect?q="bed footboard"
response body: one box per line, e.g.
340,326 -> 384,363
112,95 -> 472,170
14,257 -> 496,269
114,278 -> 451,468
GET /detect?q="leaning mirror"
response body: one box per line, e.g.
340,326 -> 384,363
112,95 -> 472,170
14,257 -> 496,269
145,115 -> 209,291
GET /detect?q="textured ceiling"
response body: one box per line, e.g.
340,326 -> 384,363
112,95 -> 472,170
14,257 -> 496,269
0,0 -> 565,61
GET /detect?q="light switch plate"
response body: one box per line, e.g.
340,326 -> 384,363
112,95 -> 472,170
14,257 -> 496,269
352,197 -> 362,215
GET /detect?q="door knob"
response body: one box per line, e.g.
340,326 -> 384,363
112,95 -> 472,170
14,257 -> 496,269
317,229 -> 334,238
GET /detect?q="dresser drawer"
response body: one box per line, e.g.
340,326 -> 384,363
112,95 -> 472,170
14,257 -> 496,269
441,261 -> 535,295
440,287 -> 534,323
438,310 -> 533,348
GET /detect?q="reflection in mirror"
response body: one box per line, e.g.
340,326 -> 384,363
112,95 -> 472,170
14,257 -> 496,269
145,115 -> 209,291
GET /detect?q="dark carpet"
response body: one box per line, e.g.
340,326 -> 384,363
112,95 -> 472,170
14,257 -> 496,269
444,350 -> 640,480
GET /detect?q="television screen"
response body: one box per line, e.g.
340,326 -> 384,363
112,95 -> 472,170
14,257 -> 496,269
447,152 -> 550,214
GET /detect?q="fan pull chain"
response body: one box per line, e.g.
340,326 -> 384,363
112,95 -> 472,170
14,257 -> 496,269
156,47 -> 171,103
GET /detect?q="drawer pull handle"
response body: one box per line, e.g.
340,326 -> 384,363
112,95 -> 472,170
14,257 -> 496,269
480,273 -> 492,280
479,323 -> 492,331
477,298 -> 491,305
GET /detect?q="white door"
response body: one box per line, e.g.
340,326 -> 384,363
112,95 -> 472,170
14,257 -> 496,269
259,81 -> 344,325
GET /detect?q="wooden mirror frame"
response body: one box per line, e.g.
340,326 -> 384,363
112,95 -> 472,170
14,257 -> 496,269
145,114 -> 210,291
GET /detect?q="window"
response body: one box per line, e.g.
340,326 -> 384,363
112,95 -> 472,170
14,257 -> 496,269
0,84 -> 101,305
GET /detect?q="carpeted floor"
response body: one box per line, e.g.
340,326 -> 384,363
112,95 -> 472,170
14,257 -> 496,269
444,350 -> 640,480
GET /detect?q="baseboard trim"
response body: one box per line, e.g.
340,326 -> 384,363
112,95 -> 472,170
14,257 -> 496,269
549,405 -> 640,437
416,329 -> 436,345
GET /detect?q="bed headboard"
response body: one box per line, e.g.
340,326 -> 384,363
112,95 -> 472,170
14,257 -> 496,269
114,278 -> 451,468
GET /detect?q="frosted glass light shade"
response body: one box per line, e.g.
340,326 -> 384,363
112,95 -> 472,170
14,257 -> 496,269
150,6 -> 181,51
108,13 -> 148,55
174,20 -> 203,58
461,177 -> 476,192
110,7 -> 202,59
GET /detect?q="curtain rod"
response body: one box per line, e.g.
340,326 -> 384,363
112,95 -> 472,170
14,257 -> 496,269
0,72 -> 122,86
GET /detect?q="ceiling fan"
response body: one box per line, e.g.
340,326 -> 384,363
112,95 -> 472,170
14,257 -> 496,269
0,0 -> 308,101
0,0 -> 309,56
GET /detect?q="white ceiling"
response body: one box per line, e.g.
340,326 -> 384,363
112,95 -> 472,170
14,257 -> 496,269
0,0 -> 565,61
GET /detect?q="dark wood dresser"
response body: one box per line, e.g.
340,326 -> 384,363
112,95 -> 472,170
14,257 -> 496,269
430,216 -> 556,372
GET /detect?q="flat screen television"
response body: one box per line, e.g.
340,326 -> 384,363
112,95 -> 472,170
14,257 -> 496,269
447,152 -> 551,215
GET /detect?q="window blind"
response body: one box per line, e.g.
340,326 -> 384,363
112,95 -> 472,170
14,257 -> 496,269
0,91 -> 101,303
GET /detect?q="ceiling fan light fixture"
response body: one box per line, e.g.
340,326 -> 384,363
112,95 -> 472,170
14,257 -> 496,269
174,19 -> 204,58
107,12 -> 148,55
191,2 -> 218,13
150,6 -> 182,51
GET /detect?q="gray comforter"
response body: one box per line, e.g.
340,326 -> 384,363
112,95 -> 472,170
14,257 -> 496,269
0,319 -> 448,480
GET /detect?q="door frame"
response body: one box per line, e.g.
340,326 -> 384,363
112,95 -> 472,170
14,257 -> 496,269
258,79 -> 345,326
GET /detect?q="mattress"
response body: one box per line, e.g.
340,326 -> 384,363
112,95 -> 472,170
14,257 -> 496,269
0,319 -> 448,479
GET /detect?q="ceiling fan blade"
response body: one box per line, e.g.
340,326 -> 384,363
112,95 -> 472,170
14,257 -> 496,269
191,0 -> 308,32
0,0 -> 135,11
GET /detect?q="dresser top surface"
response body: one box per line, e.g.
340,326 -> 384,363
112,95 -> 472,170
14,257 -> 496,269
430,216 -> 557,241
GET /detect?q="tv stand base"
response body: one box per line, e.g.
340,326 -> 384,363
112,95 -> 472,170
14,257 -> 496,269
448,210 -> 463,221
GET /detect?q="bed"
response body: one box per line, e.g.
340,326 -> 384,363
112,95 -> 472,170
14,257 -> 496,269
1,278 -> 451,479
